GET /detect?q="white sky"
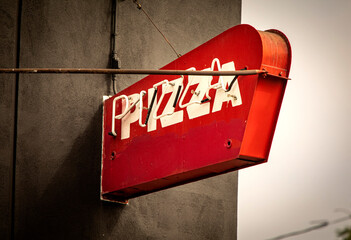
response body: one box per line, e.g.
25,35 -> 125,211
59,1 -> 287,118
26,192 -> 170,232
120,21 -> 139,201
239,0 -> 351,239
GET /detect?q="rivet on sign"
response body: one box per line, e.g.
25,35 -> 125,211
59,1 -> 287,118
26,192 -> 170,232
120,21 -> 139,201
225,139 -> 232,149
279,72 -> 283,76
227,94 -> 237,100
111,151 -> 116,160
262,68 -> 267,78
191,90 -> 200,96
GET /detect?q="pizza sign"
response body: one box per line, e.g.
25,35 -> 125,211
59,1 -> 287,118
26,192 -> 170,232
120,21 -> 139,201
109,58 -> 242,140
101,24 -> 291,203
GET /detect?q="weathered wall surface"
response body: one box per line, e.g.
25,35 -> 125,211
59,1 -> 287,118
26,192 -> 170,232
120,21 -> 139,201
0,0 -> 241,239
0,0 -> 18,239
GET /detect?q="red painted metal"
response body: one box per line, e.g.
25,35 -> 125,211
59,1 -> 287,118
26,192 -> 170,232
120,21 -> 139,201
101,24 -> 291,203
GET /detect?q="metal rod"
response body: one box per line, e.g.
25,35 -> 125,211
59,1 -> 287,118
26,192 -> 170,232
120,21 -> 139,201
0,68 -> 266,76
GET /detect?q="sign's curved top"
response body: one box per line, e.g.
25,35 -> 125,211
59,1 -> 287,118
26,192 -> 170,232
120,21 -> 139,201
101,24 -> 292,203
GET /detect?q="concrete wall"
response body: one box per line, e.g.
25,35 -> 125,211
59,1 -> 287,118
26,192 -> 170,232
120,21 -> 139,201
0,1 -> 18,239
0,0 -> 241,239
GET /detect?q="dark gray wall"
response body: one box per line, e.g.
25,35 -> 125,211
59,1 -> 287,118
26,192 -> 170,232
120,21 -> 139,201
0,1 -> 18,239
0,0 -> 241,239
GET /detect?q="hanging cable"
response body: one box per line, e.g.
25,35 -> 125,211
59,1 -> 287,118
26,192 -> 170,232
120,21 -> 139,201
111,0 -> 119,94
226,67 -> 247,92
132,0 -> 181,58
267,211 -> 351,240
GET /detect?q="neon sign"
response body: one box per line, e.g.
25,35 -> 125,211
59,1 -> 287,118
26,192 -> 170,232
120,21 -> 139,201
109,58 -> 242,139
101,24 -> 291,203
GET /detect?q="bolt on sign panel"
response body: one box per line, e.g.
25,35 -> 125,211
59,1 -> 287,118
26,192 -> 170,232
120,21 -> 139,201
101,24 -> 292,203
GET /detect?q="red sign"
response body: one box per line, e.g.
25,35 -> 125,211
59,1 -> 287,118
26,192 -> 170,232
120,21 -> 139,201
101,24 -> 291,203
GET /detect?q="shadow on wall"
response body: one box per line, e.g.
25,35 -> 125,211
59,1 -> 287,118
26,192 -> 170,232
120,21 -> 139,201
14,88 -> 234,239
20,105 -> 125,239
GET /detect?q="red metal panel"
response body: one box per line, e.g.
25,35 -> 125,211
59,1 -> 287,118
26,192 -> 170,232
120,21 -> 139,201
239,29 -> 292,161
101,24 -> 291,202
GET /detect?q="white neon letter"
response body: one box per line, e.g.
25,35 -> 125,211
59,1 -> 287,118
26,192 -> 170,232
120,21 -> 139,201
212,61 -> 242,113
110,95 -> 129,137
159,77 -> 184,127
121,93 -> 140,139
186,69 -> 212,119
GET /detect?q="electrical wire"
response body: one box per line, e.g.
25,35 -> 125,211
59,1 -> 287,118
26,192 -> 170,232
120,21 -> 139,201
132,0 -> 181,58
267,213 -> 351,240
111,0 -> 118,94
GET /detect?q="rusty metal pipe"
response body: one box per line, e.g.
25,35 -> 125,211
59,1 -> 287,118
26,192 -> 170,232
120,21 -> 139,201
0,68 -> 266,76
